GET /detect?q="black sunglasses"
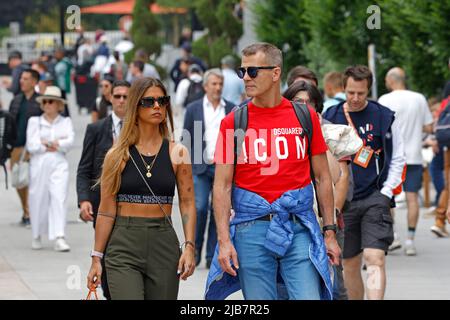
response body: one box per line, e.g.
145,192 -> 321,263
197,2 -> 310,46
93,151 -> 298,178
237,66 -> 277,79
139,96 -> 170,108
113,94 -> 127,100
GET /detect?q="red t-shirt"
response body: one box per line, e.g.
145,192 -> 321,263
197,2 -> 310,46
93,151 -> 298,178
214,97 -> 328,203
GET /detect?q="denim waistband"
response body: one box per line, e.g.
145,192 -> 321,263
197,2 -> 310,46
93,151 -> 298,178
114,215 -> 172,227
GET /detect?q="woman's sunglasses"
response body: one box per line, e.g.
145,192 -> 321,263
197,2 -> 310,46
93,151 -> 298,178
139,96 -> 170,108
237,66 -> 277,79
42,100 -> 55,105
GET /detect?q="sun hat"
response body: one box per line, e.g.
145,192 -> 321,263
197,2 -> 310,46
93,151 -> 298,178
36,86 -> 67,105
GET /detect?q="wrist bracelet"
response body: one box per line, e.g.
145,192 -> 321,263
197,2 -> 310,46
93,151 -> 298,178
90,250 -> 104,259
180,241 -> 195,250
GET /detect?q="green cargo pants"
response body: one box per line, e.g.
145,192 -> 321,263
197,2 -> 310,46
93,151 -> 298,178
105,216 -> 181,300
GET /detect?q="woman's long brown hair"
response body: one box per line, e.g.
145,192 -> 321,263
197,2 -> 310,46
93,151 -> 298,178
99,77 -> 174,196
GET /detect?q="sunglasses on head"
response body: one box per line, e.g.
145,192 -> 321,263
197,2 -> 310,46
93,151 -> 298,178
139,96 -> 170,108
237,66 -> 277,79
43,99 -> 55,105
113,94 -> 127,100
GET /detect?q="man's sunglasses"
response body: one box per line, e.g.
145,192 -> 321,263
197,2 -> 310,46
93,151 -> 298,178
237,66 -> 277,79
113,94 -> 127,100
139,96 -> 171,108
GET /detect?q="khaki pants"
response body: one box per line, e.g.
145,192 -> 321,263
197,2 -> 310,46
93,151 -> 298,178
10,147 -> 30,218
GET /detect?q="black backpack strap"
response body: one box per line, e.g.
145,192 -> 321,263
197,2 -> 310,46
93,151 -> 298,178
291,101 -> 322,217
233,103 -> 248,168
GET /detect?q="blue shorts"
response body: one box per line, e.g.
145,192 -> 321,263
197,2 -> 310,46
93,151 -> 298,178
403,165 -> 423,193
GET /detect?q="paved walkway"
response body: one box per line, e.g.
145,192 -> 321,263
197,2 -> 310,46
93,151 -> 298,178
0,90 -> 449,300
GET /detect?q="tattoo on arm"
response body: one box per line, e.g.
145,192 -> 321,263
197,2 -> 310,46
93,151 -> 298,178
181,214 -> 189,225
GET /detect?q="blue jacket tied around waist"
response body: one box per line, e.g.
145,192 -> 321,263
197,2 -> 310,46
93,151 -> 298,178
204,184 -> 333,300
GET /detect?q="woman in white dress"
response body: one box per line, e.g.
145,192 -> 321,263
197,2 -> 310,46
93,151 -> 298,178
26,86 -> 75,252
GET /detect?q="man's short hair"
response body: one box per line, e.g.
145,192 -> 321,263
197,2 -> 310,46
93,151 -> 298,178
287,66 -> 318,87
221,55 -> 236,69
323,71 -> 344,90
132,60 -> 145,73
343,65 -> 373,89
203,68 -> 224,84
23,69 -> 40,82
112,80 -> 131,94
8,50 -> 22,61
241,42 -> 283,70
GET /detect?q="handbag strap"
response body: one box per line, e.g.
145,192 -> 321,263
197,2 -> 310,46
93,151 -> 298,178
128,149 -> 174,229
86,286 -> 98,300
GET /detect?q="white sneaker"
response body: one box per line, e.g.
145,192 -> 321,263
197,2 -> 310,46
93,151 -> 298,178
31,237 -> 43,250
430,225 -> 449,238
389,239 -> 402,252
404,240 -> 417,256
54,238 -> 70,252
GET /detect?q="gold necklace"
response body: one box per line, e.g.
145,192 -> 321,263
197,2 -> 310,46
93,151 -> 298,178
136,142 -> 162,178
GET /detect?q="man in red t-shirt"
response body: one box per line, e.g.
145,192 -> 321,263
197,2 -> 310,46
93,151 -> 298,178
210,43 -> 340,300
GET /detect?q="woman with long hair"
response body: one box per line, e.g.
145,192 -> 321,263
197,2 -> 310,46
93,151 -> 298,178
87,77 -> 196,300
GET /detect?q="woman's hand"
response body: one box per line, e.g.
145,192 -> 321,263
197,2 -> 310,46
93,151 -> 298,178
177,245 -> 195,281
87,257 -> 102,289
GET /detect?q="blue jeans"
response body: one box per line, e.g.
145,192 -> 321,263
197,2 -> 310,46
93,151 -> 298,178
234,219 -> 321,300
193,165 -> 217,263
429,148 -> 444,206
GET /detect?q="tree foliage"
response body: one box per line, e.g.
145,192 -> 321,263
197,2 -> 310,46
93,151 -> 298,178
129,0 -> 162,57
191,0 -> 243,67
255,0 -> 450,97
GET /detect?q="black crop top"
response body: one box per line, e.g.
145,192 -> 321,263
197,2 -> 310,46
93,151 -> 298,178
117,139 -> 176,204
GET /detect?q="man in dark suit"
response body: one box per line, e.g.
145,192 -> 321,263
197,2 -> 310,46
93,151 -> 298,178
76,80 -> 130,299
182,68 -> 234,268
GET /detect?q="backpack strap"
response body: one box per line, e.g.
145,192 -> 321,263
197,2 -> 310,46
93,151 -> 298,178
233,103 -> 248,168
291,102 -> 322,217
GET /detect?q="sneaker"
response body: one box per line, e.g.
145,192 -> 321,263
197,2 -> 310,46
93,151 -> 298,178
404,240 -> 417,256
20,217 -> 31,228
54,238 -> 70,252
430,225 -> 449,238
389,239 -> 402,252
423,206 -> 436,218
31,237 -> 42,250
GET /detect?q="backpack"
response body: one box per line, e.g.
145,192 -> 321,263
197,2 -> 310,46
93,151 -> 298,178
435,98 -> 450,148
233,101 -> 322,216
0,110 -> 17,188
184,79 -> 205,107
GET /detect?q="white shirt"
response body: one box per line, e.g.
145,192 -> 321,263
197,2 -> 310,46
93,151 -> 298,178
379,89 -> 433,164
381,117 -> 406,199
111,111 -> 122,141
203,96 -> 226,163
26,115 -> 75,155
221,68 -> 245,106
175,74 -> 203,109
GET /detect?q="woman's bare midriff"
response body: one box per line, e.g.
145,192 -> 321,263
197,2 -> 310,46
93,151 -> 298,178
117,202 -> 173,218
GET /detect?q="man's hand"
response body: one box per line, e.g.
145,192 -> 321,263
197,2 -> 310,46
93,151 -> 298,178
217,239 -> 239,277
324,231 -> 341,266
80,201 -> 94,222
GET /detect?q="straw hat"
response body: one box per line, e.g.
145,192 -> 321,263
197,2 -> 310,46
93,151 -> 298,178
36,86 -> 67,105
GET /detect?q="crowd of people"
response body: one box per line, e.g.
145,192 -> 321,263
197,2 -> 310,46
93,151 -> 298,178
1,38 -> 450,301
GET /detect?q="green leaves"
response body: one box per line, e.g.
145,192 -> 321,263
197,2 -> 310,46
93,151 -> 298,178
254,0 -> 450,97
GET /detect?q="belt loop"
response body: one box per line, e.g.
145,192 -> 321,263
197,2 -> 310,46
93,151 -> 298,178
127,216 -> 130,229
